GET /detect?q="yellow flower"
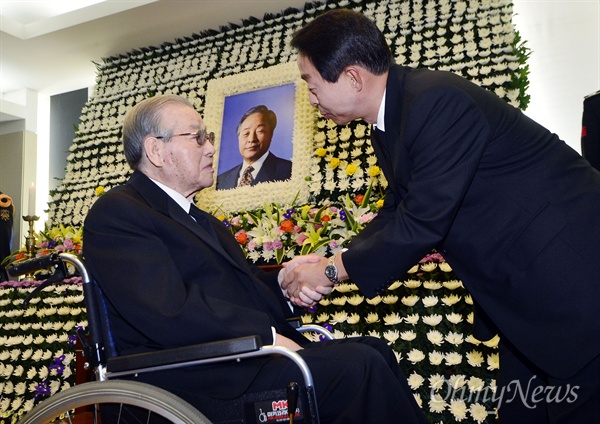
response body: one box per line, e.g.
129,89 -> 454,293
315,147 -> 327,157
345,163 -> 358,176
376,198 -> 384,208
367,165 -> 381,177
215,215 -> 225,222
95,186 -> 105,196
329,158 -> 340,169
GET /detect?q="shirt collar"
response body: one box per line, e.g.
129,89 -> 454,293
375,89 -> 386,132
149,177 -> 193,213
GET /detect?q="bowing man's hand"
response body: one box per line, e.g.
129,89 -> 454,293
280,254 -> 334,308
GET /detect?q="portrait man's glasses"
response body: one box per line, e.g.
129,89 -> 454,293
156,129 -> 215,146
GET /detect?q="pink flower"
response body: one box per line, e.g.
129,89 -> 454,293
63,238 -> 75,250
328,240 -> 339,249
272,240 -> 283,250
296,234 -> 308,245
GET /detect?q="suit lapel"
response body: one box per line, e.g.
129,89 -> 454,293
128,171 -> 247,273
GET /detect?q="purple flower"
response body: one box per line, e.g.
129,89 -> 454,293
283,208 -> 295,219
34,382 -> 51,400
272,239 -> 283,250
339,209 -> 347,221
222,219 -> 231,228
68,333 -> 77,346
49,355 -> 66,374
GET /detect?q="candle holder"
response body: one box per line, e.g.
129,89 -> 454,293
23,215 -> 39,259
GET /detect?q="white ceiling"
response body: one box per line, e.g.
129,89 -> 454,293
0,0 -> 313,120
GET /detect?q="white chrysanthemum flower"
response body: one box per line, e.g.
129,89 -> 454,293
346,294 -> 364,306
420,262 -> 437,272
347,313 -> 361,325
330,297 -> 347,306
442,280 -> 461,291
364,312 -> 380,324
407,349 -> 426,364
404,313 -> 420,325
400,330 -> 417,341
482,334 -> 500,348
406,264 -> 419,274
423,280 -> 442,290
422,295 -> 439,307
401,295 -> 419,307
449,374 -> 467,390
407,372 -> 425,390
403,279 -> 421,289
383,313 -> 403,326
422,314 -> 443,326
446,352 -> 463,365
330,311 -> 348,325
445,332 -> 464,346
381,295 -> 398,304
383,330 -> 400,344
487,353 -> 500,370
387,281 -> 402,290
315,313 -> 329,323
446,312 -> 463,324
429,350 -> 445,366
365,296 -> 382,306
470,403 -> 490,423
427,330 -> 444,346
450,398 -> 468,421
467,376 -> 486,392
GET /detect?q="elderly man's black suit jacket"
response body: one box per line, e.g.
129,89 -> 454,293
83,171 -> 305,398
344,65 -> 600,379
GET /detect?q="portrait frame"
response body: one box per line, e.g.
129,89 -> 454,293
197,62 -> 315,213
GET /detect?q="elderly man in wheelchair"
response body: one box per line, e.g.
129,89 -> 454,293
15,94 -> 426,424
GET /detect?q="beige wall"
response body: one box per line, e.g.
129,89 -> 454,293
0,130 -> 37,253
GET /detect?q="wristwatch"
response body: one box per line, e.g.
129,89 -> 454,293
324,255 -> 341,285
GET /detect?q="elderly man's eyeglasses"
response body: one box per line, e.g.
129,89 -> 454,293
156,129 -> 215,146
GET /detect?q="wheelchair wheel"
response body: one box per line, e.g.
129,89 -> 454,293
17,380 -> 212,424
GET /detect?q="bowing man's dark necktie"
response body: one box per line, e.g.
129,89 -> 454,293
238,166 -> 254,187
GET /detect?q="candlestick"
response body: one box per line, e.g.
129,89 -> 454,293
28,183 -> 36,217
23,214 -> 39,259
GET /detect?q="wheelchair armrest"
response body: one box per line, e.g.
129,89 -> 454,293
106,335 -> 262,374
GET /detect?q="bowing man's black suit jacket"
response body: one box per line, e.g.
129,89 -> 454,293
216,151 -> 292,190
343,65 -> 600,380
83,171 -> 306,398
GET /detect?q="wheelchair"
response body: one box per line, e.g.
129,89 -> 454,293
7,252 -> 334,424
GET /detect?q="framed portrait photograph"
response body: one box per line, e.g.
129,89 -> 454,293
198,61 -> 315,213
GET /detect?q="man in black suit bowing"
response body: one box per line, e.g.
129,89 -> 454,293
83,94 -> 425,423
216,105 -> 292,189
282,9 -> 600,423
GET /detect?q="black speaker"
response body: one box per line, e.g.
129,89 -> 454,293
581,91 -> 600,171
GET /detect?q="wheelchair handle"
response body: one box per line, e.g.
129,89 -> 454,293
6,253 -> 60,278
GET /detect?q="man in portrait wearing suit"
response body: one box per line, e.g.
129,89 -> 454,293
216,105 -> 292,189
83,94 -> 426,424
281,9 -> 600,423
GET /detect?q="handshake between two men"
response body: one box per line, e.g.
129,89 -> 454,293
279,252 -> 348,308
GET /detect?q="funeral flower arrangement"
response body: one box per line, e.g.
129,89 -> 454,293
0,279 -> 85,422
